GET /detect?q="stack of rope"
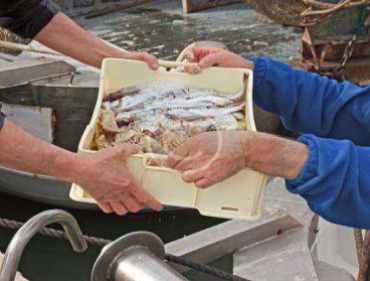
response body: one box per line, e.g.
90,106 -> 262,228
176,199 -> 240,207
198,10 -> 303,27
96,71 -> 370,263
0,28 -> 29,55
243,0 -> 370,26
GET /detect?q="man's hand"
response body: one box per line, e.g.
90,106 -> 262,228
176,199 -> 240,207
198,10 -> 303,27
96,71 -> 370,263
0,120 -> 162,216
184,47 -> 254,74
123,51 -> 159,70
73,144 -> 163,215
166,131 -> 247,188
167,131 -> 309,188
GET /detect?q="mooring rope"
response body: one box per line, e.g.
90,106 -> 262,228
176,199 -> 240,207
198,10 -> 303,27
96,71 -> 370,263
0,217 -> 252,281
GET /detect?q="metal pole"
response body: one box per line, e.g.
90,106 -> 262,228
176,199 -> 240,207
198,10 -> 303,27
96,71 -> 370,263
91,232 -> 190,281
113,247 -> 189,281
0,210 -> 87,281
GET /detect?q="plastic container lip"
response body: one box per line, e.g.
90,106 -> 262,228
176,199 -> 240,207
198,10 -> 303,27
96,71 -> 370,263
70,58 -> 267,220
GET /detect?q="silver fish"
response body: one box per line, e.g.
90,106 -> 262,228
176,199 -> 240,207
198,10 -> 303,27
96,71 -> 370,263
149,98 -> 213,110
183,73 -> 247,104
167,102 -> 245,120
187,96 -> 233,107
166,109 -> 208,121
103,86 -> 140,102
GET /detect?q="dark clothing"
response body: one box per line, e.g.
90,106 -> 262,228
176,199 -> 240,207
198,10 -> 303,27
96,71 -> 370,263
0,0 -> 60,128
0,0 -> 60,39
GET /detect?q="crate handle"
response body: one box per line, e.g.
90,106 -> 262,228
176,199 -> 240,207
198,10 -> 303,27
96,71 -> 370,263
158,60 -> 198,69
141,154 -> 178,173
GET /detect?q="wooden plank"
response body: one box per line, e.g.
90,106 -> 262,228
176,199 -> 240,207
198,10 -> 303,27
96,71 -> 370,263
2,103 -> 53,143
85,0 -> 156,19
37,85 -> 98,110
165,211 -> 301,273
0,84 -> 98,110
0,53 -> 18,62
182,0 -> 193,13
190,0 -> 237,13
53,109 -> 93,152
0,58 -> 75,89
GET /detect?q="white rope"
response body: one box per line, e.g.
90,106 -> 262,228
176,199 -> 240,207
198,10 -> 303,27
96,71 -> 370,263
0,41 -> 61,56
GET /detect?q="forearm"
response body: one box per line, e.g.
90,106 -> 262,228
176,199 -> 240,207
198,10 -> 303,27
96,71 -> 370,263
35,12 -> 129,68
250,58 -> 370,146
0,120 -> 79,182
241,132 -> 308,180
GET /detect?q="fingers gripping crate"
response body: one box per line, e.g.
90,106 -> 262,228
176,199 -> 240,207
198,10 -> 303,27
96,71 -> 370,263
70,59 -> 268,220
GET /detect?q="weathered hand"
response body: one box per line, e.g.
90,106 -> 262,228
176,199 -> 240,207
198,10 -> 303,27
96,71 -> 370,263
124,51 -> 159,70
166,131 -> 247,188
167,131 -> 309,188
74,144 -> 163,215
184,47 -> 254,74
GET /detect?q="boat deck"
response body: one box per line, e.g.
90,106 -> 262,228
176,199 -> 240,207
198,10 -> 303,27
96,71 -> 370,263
0,2 -> 356,281
76,0 -> 302,62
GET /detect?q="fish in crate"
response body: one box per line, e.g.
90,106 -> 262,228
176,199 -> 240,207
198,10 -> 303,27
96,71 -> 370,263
94,74 -> 248,163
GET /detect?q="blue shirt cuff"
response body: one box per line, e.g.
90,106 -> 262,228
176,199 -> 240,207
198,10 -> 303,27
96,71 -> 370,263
286,135 -> 319,193
249,57 -> 268,91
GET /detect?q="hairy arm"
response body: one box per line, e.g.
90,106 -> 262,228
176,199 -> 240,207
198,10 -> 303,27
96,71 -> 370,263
242,132 -> 308,180
168,131 -> 370,229
166,131 -> 308,188
35,12 -> 158,69
0,119 -> 79,180
0,120 -> 162,215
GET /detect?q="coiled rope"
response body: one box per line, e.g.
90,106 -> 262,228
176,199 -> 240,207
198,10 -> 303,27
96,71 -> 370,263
0,217 -> 252,281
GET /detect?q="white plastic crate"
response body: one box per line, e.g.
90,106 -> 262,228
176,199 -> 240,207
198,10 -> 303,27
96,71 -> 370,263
70,59 -> 267,220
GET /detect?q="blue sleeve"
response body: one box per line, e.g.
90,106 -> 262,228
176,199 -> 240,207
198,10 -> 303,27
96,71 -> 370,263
251,58 -> 370,146
286,135 -> 370,229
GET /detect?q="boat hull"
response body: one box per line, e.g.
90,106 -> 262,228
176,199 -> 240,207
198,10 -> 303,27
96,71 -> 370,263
0,166 -> 97,209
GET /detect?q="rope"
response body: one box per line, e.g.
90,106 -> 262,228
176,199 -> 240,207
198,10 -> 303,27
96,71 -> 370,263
300,0 -> 370,26
0,217 -> 252,281
165,254 -> 251,281
0,40 -> 61,56
301,0 -> 370,15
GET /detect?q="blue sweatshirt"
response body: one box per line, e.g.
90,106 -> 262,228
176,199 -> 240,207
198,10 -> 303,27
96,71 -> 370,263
251,58 -> 370,229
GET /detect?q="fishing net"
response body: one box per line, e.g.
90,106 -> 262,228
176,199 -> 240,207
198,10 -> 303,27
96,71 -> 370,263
243,0 -> 370,26
0,28 -> 30,55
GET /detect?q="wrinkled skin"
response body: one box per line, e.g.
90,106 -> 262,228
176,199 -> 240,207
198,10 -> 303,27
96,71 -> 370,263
166,131 -> 246,188
167,131 -> 309,188
184,47 -> 254,74
75,144 -> 163,215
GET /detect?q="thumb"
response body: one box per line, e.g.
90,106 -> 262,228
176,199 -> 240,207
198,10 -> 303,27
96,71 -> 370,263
128,52 -> 159,70
113,144 -> 140,158
184,46 -> 197,61
199,52 -> 225,68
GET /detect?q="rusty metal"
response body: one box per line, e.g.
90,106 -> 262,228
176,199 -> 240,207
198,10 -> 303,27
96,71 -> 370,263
355,230 -> 370,281
243,0 -> 370,26
182,0 -> 239,14
301,25 -> 370,83
84,0 -> 156,19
